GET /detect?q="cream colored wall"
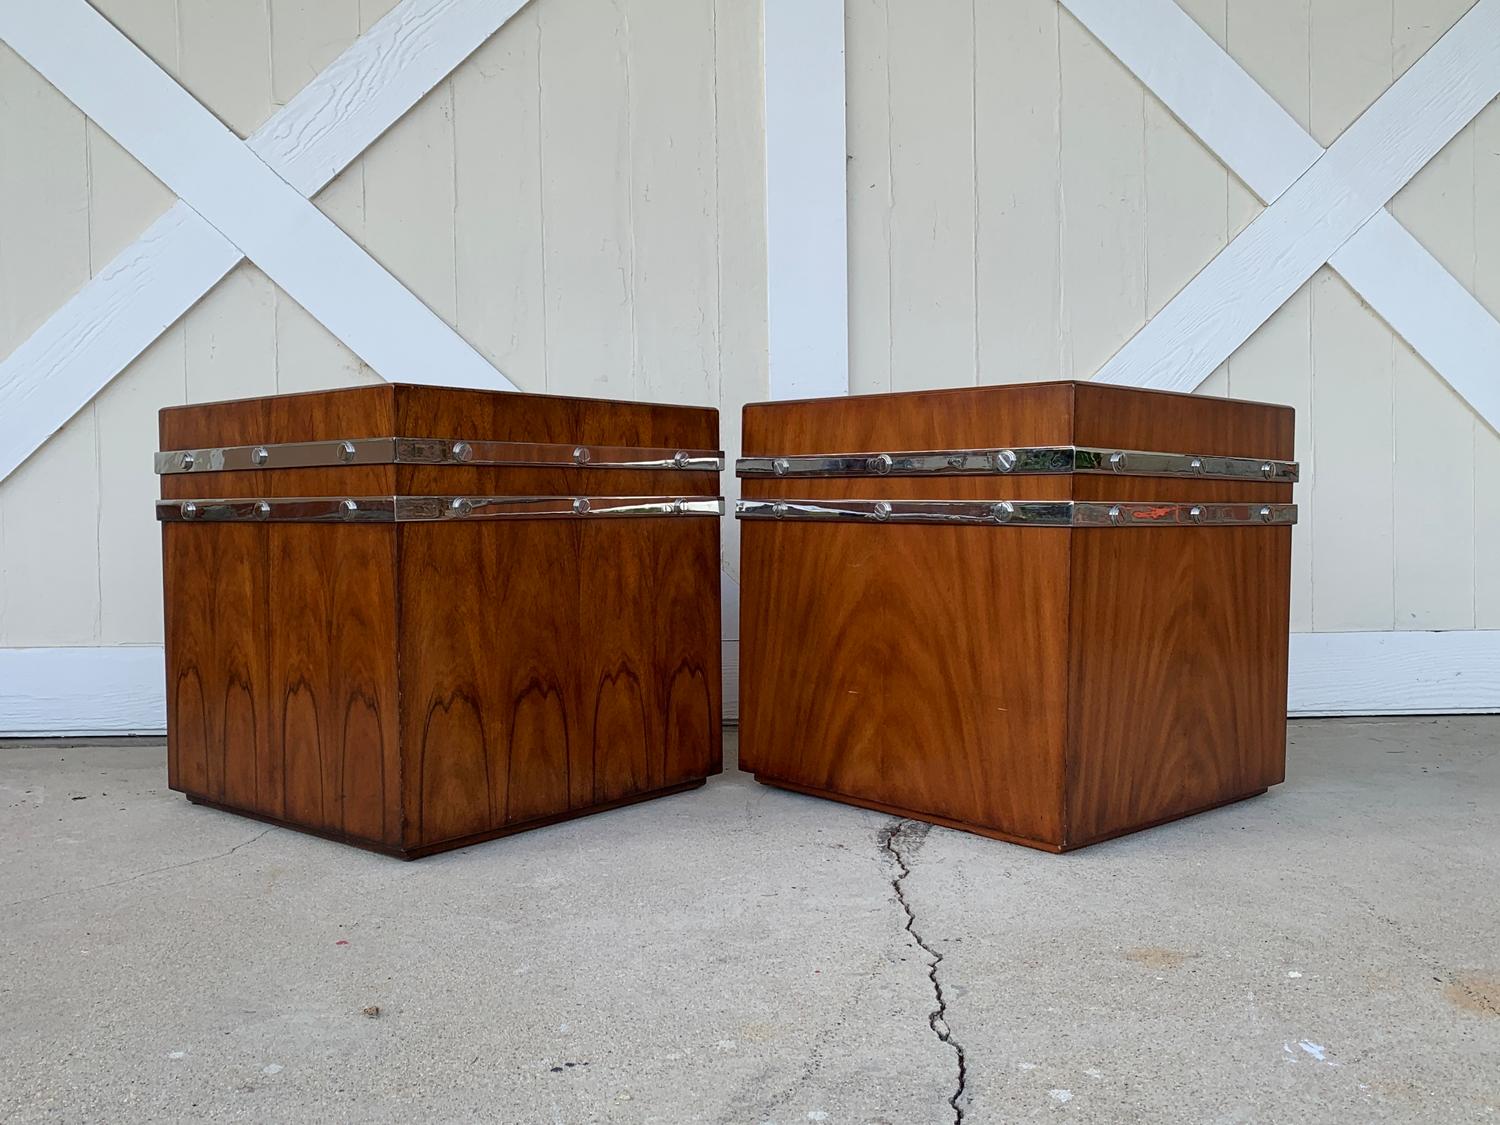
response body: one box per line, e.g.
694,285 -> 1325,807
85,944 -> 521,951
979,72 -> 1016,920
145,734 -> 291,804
846,0 -> 1500,636
0,0 -> 766,649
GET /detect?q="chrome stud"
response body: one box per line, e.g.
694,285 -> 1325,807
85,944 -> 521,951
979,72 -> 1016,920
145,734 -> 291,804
573,446 -> 592,465
772,457 -> 791,477
1108,504 -> 1122,525
993,449 -> 1017,473
1109,451 -> 1126,472
1261,461 -> 1275,479
340,499 -> 359,517
1189,456 -> 1204,474
873,501 -> 892,521
1259,505 -> 1274,523
990,501 -> 1015,524
450,497 -> 474,517
338,440 -> 357,464
869,453 -> 894,474
250,446 -> 270,466
772,502 -> 789,520
179,451 -> 196,471
451,441 -> 474,463
254,500 -> 271,520
181,501 -> 198,519
572,497 -> 591,515
671,498 -> 688,514
1189,505 -> 1205,524
673,450 -> 691,469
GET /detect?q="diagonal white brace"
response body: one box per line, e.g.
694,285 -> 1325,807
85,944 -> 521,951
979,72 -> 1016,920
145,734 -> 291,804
1064,0 -> 1500,434
0,0 -> 529,482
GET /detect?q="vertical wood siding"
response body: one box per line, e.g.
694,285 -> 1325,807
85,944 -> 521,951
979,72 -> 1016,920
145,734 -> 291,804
0,0 -> 764,650
844,0 -> 1500,638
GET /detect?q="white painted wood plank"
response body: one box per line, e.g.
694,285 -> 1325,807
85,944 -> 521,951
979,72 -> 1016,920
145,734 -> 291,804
269,0 -> 361,107
362,80 -> 460,325
1288,631 -> 1500,716
0,648 -> 166,737
0,1 -> 515,389
713,0 -> 769,623
0,43 -> 98,646
844,0 -> 893,396
0,0 -> 530,484
184,263 -> 280,403
887,0 -> 975,391
1059,12 -> 1146,380
1309,272 -> 1394,630
1309,0 -> 1392,148
626,0 -> 719,408
1477,99 -> 1500,629
453,7 -> 545,389
176,0 -> 274,138
765,0 -> 849,399
259,0 -> 532,197
1061,0 -> 1320,203
537,0 -> 635,398
976,0 -> 1062,385
0,208 -> 239,482
1090,0 -> 1500,393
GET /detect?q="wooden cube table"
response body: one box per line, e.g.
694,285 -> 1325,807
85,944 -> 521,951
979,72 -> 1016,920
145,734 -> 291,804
736,382 -> 1296,852
157,384 -> 723,858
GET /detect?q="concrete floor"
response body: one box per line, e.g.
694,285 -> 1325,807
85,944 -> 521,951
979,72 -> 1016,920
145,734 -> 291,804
1,719 -> 1497,1123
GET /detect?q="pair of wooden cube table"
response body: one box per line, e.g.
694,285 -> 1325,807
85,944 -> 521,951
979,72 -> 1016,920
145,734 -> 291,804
157,381 -> 1295,857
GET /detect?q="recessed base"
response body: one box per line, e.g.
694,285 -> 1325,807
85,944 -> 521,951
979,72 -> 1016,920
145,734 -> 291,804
751,774 -> 1269,852
182,778 -> 709,859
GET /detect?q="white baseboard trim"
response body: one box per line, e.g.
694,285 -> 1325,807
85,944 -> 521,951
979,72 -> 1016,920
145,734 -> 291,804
1287,629 -> 1500,716
0,646 -> 166,737
2,632 -> 1495,737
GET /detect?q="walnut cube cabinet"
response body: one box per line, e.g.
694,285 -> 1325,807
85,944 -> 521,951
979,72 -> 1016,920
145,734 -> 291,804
157,385 -> 723,858
736,382 -> 1297,852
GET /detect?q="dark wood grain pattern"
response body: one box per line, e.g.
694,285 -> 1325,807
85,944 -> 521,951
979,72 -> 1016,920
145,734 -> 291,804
161,386 -> 720,857
739,380 -> 1295,851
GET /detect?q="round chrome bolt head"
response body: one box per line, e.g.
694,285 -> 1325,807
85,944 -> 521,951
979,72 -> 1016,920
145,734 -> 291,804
990,501 -> 1015,524
573,446 -> 591,465
450,497 -> 473,516
572,497 -> 591,515
671,498 -> 687,514
338,440 -> 357,464
1189,456 -> 1204,474
869,453 -> 894,474
181,501 -> 198,519
1108,451 -> 1126,472
673,450 -> 691,469
1108,504 -> 1122,525
1259,505 -> 1274,523
1261,461 -> 1275,479
1189,505 -> 1205,524
873,501 -> 892,521
340,499 -> 359,516
254,500 -> 271,520
772,502 -> 789,520
451,441 -> 474,463
993,449 -> 1017,473
773,457 -> 791,477
251,446 -> 270,466
179,451 -> 196,470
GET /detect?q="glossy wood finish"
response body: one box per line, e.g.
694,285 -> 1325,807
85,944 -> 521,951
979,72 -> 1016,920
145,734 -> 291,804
160,386 -> 721,857
739,380 -> 1294,851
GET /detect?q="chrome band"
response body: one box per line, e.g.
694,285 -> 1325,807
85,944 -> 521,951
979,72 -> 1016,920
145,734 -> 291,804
736,499 -> 1297,527
155,438 -> 724,475
737,446 -> 1298,483
157,496 -> 725,523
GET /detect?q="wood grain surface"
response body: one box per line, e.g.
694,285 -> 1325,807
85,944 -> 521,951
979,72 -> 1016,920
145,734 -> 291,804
739,380 -> 1294,850
160,386 -> 721,857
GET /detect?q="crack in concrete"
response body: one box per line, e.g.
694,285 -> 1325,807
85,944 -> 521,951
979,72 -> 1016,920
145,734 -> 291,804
2,826 -> 273,909
880,818 -> 967,1124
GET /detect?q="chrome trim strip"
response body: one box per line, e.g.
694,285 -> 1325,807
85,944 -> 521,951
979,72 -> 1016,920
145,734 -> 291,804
157,496 -> 725,523
735,499 -> 1297,527
737,445 -> 1298,482
155,438 -> 724,474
